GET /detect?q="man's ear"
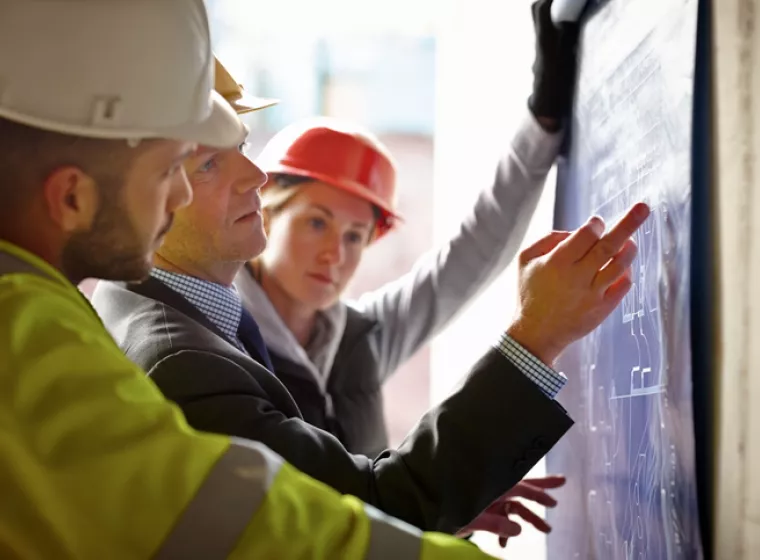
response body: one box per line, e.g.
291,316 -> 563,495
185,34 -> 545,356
42,166 -> 99,233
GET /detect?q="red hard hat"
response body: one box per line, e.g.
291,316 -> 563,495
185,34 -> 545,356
256,118 -> 401,238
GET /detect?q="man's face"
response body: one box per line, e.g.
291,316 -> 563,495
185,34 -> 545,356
62,140 -> 195,282
158,143 -> 268,267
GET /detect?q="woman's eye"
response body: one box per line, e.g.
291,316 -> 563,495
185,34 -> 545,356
346,231 -> 364,244
309,217 -> 326,230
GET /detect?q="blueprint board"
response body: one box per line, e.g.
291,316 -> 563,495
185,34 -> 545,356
546,0 -> 704,558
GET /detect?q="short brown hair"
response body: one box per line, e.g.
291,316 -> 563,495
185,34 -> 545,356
0,117 -> 152,215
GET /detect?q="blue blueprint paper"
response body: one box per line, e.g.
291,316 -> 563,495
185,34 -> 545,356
547,0 -> 703,558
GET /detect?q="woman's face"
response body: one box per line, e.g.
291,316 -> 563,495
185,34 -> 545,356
261,181 -> 375,312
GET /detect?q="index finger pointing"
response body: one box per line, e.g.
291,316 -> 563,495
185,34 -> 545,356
551,216 -> 606,264
583,202 -> 650,269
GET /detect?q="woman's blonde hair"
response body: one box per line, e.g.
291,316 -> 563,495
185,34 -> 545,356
260,173 -> 383,236
260,174 -> 312,216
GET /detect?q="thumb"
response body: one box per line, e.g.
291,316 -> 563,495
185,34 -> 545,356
520,231 -> 572,264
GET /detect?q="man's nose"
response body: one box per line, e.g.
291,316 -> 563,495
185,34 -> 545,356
235,153 -> 267,194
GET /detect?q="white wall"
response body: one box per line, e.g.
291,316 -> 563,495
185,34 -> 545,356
432,1 -> 556,557
212,0 -> 438,36
712,0 -> 760,556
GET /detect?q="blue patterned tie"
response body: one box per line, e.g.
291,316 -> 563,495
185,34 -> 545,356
237,307 -> 275,372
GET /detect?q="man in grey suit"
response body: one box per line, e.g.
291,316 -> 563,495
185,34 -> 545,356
91,8 -> 649,542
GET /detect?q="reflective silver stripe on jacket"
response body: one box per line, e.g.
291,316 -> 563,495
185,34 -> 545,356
0,253 -> 283,559
363,503 -> 422,559
155,440 -> 424,560
0,248 -> 424,560
0,251 -> 53,278
153,438 -> 283,560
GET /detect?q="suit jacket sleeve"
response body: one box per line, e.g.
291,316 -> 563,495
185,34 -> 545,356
148,347 -> 573,534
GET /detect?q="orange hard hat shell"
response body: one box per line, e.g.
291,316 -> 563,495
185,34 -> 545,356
257,118 -> 401,238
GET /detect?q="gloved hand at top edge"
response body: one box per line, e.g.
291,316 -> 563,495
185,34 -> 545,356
528,0 -> 587,128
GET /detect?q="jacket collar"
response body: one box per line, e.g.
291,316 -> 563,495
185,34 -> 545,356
233,265 -> 347,388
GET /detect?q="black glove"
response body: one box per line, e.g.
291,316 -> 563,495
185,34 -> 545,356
528,0 -> 582,123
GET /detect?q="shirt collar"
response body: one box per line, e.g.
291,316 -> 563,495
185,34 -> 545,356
150,268 -> 242,345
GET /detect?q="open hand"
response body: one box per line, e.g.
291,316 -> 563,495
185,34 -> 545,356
455,475 -> 566,546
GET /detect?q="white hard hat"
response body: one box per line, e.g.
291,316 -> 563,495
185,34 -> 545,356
0,0 -> 246,148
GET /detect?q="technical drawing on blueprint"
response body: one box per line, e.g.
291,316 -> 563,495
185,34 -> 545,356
546,0 -> 703,558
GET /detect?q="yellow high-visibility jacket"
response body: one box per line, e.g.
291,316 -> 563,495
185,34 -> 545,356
0,240 -> 492,559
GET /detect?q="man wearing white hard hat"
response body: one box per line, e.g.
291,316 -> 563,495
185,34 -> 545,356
0,1 -> 520,558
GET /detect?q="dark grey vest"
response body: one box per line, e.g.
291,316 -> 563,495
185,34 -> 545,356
268,307 -> 388,457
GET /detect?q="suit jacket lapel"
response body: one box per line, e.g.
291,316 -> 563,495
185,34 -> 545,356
237,333 -> 272,372
127,276 -> 278,373
127,277 -> 234,347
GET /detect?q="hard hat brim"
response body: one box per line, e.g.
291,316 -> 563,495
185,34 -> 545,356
166,90 -> 248,148
262,162 -> 403,232
0,90 -> 248,148
231,91 -> 279,115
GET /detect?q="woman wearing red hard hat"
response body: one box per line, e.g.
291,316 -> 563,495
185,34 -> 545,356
235,0 -> 579,459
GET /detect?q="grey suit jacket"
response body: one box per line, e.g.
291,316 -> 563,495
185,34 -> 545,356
91,277 -> 574,534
